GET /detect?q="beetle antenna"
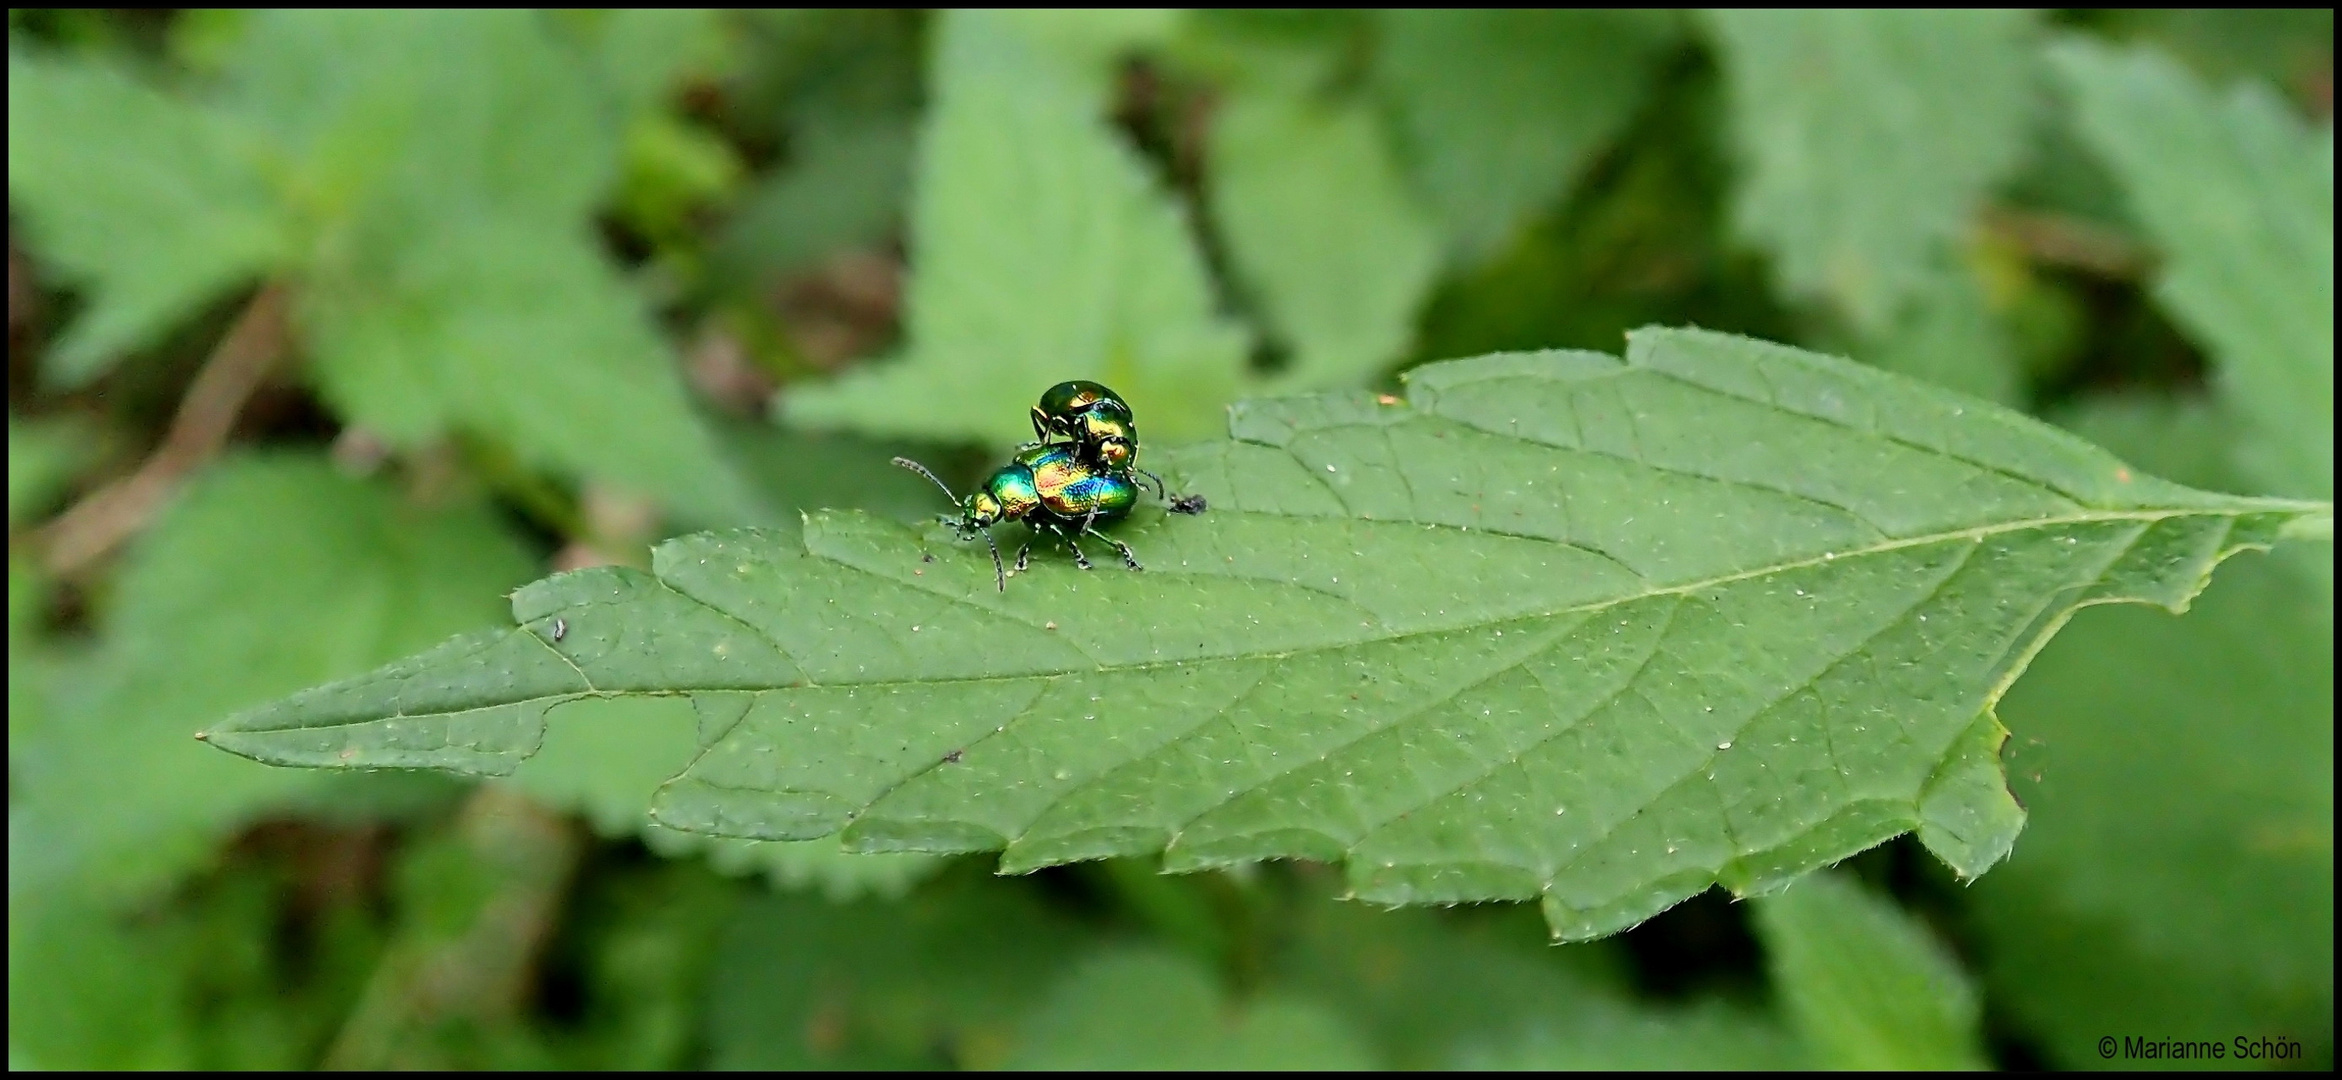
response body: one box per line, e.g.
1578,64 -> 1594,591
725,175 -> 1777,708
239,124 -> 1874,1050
892,457 -> 959,502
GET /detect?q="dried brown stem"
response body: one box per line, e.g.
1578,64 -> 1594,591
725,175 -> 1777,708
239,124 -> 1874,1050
37,283 -> 290,577
322,786 -> 582,1069
1980,207 -> 2153,280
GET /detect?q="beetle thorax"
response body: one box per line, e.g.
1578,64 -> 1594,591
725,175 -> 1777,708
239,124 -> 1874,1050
964,491 -> 1005,528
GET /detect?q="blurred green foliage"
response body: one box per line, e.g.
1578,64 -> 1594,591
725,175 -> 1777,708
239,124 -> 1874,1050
8,8 -> 2330,1070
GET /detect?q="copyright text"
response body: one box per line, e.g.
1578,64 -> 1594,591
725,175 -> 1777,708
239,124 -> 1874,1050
2098,1035 -> 2303,1062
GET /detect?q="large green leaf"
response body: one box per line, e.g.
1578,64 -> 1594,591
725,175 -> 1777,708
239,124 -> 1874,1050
6,50 -> 290,386
10,454 -> 534,901
1974,395 -> 2332,1068
1755,870 -> 1986,1069
2049,39 -> 2333,500
203,329 -> 2328,939
784,9 -> 1249,446
1371,10 -> 1679,265
1708,11 -> 2035,333
506,695 -> 940,901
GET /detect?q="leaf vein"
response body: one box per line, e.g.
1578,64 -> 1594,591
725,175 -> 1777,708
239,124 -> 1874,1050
1350,593 -> 1688,858
529,629 -> 599,693
1547,536 -> 1982,886
1646,366 -> 2090,508
653,573 -> 816,685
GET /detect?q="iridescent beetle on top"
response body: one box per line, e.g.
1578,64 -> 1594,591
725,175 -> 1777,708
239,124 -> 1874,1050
1029,379 -> 1198,511
893,444 -> 1144,592
1030,380 -> 1136,468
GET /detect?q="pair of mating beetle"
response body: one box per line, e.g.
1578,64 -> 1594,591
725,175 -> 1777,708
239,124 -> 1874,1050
894,381 -> 1204,591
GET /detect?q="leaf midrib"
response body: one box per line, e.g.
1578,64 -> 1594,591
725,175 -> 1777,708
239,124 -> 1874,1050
778,502 -> 2291,684
224,501 -> 2301,745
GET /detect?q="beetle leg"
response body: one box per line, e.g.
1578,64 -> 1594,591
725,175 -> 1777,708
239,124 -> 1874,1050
1062,507 -> 1101,570
1030,407 -> 1056,445
1063,527 -> 1095,570
984,529 -> 1005,591
1013,541 -> 1031,574
1105,535 -> 1142,571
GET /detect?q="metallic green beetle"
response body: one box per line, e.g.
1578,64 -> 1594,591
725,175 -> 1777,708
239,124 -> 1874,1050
1029,379 -> 1177,499
894,444 -> 1142,591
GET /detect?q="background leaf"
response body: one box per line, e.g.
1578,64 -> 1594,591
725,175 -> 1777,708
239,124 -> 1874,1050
713,417 -> 960,524
299,220 -> 761,525
708,9 -> 923,292
11,454 -> 533,902
1372,10 -> 1680,266
206,330 -> 2325,939
220,10 -> 759,523
1860,258 -> 2025,406
712,117 -> 913,289
1453,1002 -> 1801,1070
583,9 -> 729,122
10,887 -> 199,1068
1209,86 -> 1440,390
783,9 -> 1249,447
1707,10 -> 2036,406
1708,10 -> 2036,332
8,856 -> 372,1070
703,876 -> 1094,1069
8,414 -> 102,527
1003,950 -> 1376,1069
6,50 -> 289,385
2050,39 -> 2334,501
1755,870 -> 1986,1069
1269,898 -> 1799,1069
